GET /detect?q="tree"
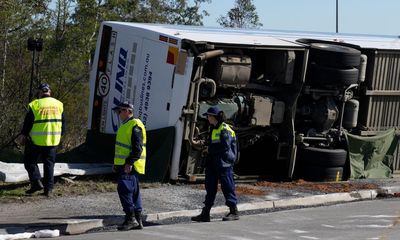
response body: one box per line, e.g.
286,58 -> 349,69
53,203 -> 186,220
0,0 -> 213,155
89,0 -> 211,25
165,0 -> 211,26
0,0 -> 51,149
217,0 -> 262,29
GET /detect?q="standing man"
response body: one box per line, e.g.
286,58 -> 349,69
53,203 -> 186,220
192,106 -> 239,222
112,101 -> 146,231
21,83 -> 64,197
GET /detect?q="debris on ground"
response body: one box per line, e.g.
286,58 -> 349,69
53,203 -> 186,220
192,183 -> 266,196
254,179 -> 379,193
191,179 -> 380,196
235,185 -> 266,196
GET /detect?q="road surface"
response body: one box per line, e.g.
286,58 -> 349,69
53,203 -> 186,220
60,198 -> 400,240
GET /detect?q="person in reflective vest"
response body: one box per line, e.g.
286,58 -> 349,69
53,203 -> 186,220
21,83 -> 65,197
192,106 -> 239,222
112,101 -> 146,231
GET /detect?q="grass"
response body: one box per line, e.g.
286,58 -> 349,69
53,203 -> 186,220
0,174 -> 165,204
0,186 -> 27,197
0,175 -> 117,203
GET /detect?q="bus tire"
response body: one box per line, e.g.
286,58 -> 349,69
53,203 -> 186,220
300,166 -> 344,182
309,64 -> 359,85
298,146 -> 347,167
296,38 -> 361,50
310,43 -> 361,68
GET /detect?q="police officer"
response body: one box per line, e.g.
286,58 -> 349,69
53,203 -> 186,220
191,106 -> 239,222
112,101 -> 146,231
21,83 -> 65,197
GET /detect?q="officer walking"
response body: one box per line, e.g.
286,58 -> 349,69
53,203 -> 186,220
112,101 -> 146,231
21,83 -> 65,197
192,106 -> 239,222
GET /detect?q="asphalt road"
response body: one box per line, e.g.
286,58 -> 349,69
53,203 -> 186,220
59,198 -> 400,240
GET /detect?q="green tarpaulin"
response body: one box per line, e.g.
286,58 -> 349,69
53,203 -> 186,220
344,128 -> 398,179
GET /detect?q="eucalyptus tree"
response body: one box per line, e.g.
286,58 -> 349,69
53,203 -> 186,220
0,0 -> 51,147
217,0 -> 262,29
0,0 -> 212,152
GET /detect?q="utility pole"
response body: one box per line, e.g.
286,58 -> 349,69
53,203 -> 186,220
336,0 -> 339,33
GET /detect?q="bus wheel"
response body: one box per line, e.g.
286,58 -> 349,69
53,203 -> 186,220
309,64 -> 359,86
310,43 -> 361,68
297,146 -> 347,167
300,166 -> 344,182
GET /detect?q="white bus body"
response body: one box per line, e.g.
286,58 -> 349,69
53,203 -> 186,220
88,22 -> 400,181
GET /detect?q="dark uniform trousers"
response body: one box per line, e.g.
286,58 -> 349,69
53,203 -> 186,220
204,165 -> 238,208
24,141 -> 57,191
117,170 -> 143,214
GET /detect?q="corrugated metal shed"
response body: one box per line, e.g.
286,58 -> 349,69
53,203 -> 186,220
359,50 -> 400,173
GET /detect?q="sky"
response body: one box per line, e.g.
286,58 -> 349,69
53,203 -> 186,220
198,0 -> 400,36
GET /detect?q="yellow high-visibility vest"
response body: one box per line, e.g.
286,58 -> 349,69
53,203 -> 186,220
211,123 -> 236,143
114,118 -> 147,174
210,122 -> 237,165
29,97 -> 63,146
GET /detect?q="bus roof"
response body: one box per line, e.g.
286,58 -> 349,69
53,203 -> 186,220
104,21 -> 304,48
104,21 -> 400,50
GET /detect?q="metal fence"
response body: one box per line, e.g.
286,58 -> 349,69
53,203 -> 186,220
359,50 -> 400,173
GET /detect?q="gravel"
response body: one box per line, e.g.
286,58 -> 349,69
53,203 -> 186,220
1,178 -> 399,227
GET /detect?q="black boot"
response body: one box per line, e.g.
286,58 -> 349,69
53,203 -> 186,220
134,211 -> 144,230
26,180 -> 43,194
191,207 -> 211,222
117,213 -> 138,231
43,189 -> 53,197
222,206 -> 239,221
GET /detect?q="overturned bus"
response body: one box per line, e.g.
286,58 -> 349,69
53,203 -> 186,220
86,22 -> 400,182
